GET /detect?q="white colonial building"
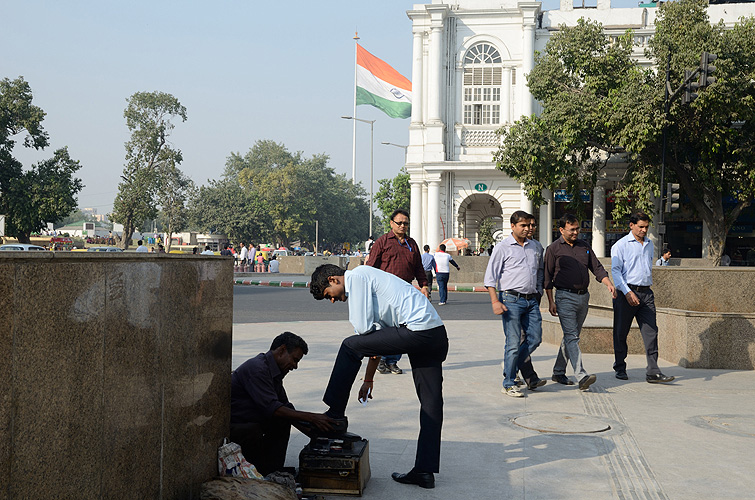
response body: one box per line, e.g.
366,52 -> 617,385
405,0 -> 755,257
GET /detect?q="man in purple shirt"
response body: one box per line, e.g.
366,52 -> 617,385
230,332 -> 335,475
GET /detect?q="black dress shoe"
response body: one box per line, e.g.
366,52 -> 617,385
377,359 -> 390,374
551,374 -> 574,385
578,374 -> 597,391
527,378 -> 547,390
391,469 -> 435,489
387,362 -> 403,374
646,373 -> 675,384
615,371 -> 628,380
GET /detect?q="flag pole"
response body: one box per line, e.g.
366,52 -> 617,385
352,31 -> 359,184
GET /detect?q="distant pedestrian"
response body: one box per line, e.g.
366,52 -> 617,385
544,214 -> 616,391
433,244 -> 459,306
201,245 -> 214,255
239,242 -> 248,265
135,240 -> 148,253
655,248 -> 672,266
421,245 -> 436,302
611,212 -> 674,384
365,235 -> 374,255
268,255 -> 280,273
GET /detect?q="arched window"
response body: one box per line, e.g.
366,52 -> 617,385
463,43 -> 502,126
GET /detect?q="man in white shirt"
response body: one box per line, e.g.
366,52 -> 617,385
200,245 -> 215,255
239,242 -> 248,265
310,264 -> 448,489
135,240 -> 148,253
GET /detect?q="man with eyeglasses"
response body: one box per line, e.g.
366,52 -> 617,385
366,209 -> 430,375
484,211 -> 544,398
545,214 -> 616,391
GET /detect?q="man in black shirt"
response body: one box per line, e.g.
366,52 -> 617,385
230,332 -> 335,475
544,214 -> 616,391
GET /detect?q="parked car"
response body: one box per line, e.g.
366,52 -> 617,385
272,249 -> 289,258
0,244 -> 47,251
86,247 -> 124,252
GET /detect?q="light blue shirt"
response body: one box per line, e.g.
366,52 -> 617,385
611,232 -> 654,295
345,265 -> 444,334
421,252 -> 436,271
483,236 -> 544,295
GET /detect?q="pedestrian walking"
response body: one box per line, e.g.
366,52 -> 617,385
421,245 -> 436,303
433,244 -> 459,305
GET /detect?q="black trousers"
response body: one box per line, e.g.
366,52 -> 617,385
612,289 -> 660,376
323,324 -> 448,473
518,328 -> 540,383
425,270 -> 434,293
229,418 -> 291,476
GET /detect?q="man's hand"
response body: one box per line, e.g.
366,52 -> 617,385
601,277 -> 617,299
491,301 -> 508,315
626,290 -> 640,306
421,286 -> 431,299
358,381 -> 374,402
307,413 -> 336,432
548,301 -> 558,317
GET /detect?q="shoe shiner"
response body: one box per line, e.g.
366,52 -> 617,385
310,264 -> 448,489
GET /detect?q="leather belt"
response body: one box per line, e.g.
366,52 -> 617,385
504,290 -> 538,300
628,284 -> 651,292
556,287 -> 589,295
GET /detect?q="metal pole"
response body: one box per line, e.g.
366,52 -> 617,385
315,220 -> 319,255
659,53 -> 670,255
351,33 -> 359,184
369,120 -> 373,237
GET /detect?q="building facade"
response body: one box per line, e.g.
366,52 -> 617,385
405,0 -> 755,258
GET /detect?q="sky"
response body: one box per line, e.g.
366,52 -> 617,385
3,0 -> 639,216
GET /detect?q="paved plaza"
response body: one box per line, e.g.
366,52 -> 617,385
233,304 -> 755,499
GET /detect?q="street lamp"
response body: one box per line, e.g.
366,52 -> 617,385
381,141 -> 408,152
342,116 -> 375,237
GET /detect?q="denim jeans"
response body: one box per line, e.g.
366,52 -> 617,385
552,289 -> 590,380
499,291 -> 542,388
436,272 -> 449,303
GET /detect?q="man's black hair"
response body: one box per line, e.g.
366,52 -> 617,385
270,331 -> 308,355
390,209 -> 410,221
138,240 -> 143,245
423,244 -> 430,251
310,264 -> 346,300
439,244 -> 446,252
629,212 -> 650,224
510,210 -> 533,225
558,213 -> 580,229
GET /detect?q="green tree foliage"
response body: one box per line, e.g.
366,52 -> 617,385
478,217 -> 496,250
110,91 -> 186,249
374,167 -> 410,233
156,162 -> 194,252
0,77 -> 82,242
494,1 -> 755,263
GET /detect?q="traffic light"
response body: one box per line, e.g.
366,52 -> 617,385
682,70 -> 699,105
699,52 -> 717,88
665,183 -> 680,213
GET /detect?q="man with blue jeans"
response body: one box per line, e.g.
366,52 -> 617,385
484,211 -> 544,398
544,214 -> 616,391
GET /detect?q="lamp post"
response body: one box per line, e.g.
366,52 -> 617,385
342,116 -> 375,237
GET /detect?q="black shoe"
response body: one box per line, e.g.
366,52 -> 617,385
527,378 -> 547,391
615,371 -> 628,380
578,374 -> 597,391
391,469 -> 435,489
377,359 -> 390,374
646,373 -> 675,384
551,374 -> 574,385
300,415 -> 349,438
387,363 -> 403,374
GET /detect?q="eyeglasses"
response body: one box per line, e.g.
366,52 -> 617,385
392,220 -> 410,226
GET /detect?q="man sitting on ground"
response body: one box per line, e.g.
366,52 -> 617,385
230,332 -> 335,475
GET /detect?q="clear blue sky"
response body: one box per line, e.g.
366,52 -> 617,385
3,0 -> 638,216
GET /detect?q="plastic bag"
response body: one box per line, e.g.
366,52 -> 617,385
218,438 -> 264,479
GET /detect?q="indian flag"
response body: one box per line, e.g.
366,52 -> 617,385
356,44 -> 412,119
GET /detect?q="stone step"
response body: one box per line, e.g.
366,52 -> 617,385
541,309 -> 646,355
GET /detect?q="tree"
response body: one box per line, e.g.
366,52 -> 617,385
0,77 -> 82,242
374,167 -> 410,233
478,217 -> 496,250
156,162 -> 194,252
110,91 -> 186,249
494,1 -> 755,264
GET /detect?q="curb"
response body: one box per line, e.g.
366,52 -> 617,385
233,278 -> 488,293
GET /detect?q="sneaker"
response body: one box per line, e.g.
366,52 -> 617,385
578,374 -> 597,391
615,371 -> 628,380
514,376 -> 524,387
387,363 -> 403,374
502,386 -> 524,398
438,302 -> 446,305
377,359 -> 390,375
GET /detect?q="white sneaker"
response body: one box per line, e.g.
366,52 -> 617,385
438,302 -> 446,305
502,386 -> 524,398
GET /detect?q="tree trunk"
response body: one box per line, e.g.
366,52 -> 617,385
166,223 -> 173,253
705,219 -> 726,266
17,232 -> 31,244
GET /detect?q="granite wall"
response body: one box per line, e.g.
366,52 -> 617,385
0,252 -> 233,500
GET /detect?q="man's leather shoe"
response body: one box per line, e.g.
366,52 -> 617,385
615,371 -> 628,380
527,378 -> 547,390
387,362 -> 403,374
551,374 -> 574,385
646,373 -> 675,384
391,469 -> 435,489
578,374 -> 597,391
377,359 -> 390,374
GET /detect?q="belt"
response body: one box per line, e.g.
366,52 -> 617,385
628,284 -> 651,292
556,287 -> 589,295
503,290 -> 538,300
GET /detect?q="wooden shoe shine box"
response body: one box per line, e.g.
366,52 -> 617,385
298,438 -> 370,496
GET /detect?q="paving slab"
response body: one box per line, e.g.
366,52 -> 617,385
233,318 -> 755,500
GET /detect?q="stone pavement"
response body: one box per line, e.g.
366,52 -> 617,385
233,317 -> 755,500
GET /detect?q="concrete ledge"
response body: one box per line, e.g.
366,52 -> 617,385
541,313 -> 646,355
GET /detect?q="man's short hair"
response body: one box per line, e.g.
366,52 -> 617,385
138,240 -> 143,245
310,264 -> 346,300
390,209 -> 410,221
423,245 -> 430,252
629,212 -> 650,224
439,244 -> 446,252
270,331 -> 308,355
510,210 -> 533,225
558,213 -> 580,228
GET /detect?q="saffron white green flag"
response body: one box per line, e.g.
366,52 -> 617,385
356,44 -> 412,119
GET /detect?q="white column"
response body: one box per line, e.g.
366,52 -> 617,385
502,67 -> 512,124
539,189 -> 553,246
411,29 -> 424,126
410,179 -> 423,247
520,184 -> 533,214
519,3 -> 539,118
421,182 -> 429,246
427,24 -> 443,124
427,179 -> 441,250
592,183 -> 606,257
